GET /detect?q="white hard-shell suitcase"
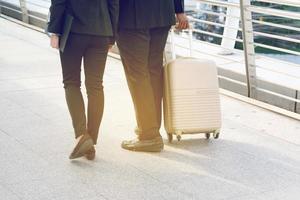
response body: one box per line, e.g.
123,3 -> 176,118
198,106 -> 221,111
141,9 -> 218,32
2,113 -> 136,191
163,58 -> 222,142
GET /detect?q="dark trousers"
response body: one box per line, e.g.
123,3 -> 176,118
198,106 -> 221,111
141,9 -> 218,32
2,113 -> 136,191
117,26 -> 170,140
59,33 -> 109,144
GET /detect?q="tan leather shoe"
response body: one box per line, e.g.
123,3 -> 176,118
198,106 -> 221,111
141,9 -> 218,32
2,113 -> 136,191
121,136 -> 164,152
85,146 -> 96,160
69,134 -> 94,160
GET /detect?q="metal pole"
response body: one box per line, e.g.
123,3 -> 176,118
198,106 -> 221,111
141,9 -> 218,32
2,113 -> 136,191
171,29 -> 176,60
188,27 -> 193,57
294,90 -> 298,113
19,0 -> 29,23
219,0 -> 240,55
240,0 -> 257,98
0,0 -> 3,16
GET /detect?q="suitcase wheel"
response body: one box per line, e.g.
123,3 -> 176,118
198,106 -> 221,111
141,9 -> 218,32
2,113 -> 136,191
213,131 -> 220,139
205,133 -> 210,139
167,133 -> 173,143
175,131 -> 183,142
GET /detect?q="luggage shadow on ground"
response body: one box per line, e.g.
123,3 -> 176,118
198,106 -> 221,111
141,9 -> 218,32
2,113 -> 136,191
162,137 -> 299,168
154,138 -> 300,191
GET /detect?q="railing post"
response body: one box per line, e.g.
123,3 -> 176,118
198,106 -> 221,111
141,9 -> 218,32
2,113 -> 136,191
240,0 -> 257,98
219,0 -> 240,55
19,0 -> 29,23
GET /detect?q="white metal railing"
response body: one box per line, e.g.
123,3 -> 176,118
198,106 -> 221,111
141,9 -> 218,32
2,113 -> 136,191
0,0 -> 300,113
190,0 -> 300,55
169,0 -> 300,111
258,0 -> 300,7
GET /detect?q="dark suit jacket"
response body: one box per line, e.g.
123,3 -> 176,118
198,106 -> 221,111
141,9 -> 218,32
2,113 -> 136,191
119,0 -> 184,29
48,0 -> 119,39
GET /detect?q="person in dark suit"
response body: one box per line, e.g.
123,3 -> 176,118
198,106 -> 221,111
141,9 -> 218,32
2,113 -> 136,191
48,0 -> 119,160
117,0 -> 189,152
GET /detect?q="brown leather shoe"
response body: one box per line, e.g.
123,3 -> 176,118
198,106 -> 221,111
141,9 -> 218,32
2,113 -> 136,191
85,146 -> 96,160
69,134 -> 94,160
121,136 -> 164,152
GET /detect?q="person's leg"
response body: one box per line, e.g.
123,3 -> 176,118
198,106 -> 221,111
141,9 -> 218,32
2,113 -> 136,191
148,26 -> 171,127
59,33 -> 87,139
117,29 -> 160,141
83,36 -> 109,145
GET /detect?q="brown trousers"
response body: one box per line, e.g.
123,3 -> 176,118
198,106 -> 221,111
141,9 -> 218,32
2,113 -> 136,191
117,26 -> 170,140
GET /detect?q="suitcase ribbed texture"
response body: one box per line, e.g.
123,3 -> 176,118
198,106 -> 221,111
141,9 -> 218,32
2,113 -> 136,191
170,89 -> 221,129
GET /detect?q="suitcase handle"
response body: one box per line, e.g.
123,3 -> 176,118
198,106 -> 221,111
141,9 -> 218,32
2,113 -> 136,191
167,23 -> 194,61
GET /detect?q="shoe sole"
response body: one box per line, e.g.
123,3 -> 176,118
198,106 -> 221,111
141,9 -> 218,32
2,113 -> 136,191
122,143 -> 164,152
85,152 -> 96,160
69,138 -> 94,159
85,154 -> 95,160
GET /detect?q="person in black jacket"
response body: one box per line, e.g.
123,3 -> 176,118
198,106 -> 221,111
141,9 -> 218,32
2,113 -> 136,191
117,0 -> 189,152
48,0 -> 119,160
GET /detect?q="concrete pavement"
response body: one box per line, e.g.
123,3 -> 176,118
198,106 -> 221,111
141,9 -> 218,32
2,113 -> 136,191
0,17 -> 300,200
